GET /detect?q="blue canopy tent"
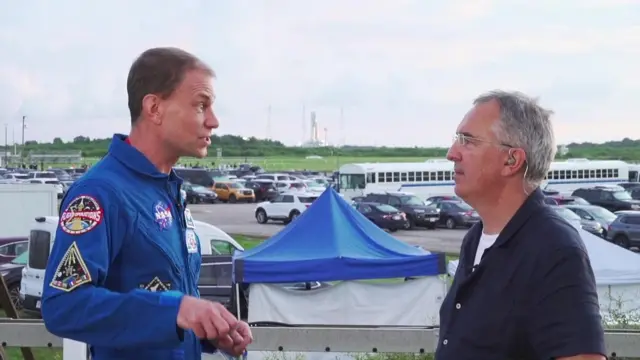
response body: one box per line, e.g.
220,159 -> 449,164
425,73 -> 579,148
233,188 -> 446,283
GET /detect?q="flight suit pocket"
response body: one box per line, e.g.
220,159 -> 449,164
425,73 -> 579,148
136,218 -> 184,281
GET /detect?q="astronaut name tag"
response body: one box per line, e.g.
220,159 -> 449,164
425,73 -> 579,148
186,230 -> 198,253
184,209 -> 195,229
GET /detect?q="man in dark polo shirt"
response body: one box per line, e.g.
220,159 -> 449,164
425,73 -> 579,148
435,90 -> 606,360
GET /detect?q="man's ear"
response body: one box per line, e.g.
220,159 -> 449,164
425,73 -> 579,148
141,94 -> 162,125
501,148 -> 526,177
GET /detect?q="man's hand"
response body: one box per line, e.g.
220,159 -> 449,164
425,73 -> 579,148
176,296 -> 238,341
216,321 -> 253,357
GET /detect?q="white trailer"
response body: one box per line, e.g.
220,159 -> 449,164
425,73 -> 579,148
0,183 -> 59,238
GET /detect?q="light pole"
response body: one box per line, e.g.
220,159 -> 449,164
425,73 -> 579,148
20,116 -> 26,167
3,124 -> 7,167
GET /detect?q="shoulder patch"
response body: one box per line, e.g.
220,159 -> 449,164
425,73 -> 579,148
139,277 -> 172,292
60,195 -> 104,235
49,242 -> 92,292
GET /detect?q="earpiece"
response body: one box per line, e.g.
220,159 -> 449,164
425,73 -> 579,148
506,149 -> 516,166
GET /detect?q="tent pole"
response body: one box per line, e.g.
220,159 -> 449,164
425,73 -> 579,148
235,284 -> 242,320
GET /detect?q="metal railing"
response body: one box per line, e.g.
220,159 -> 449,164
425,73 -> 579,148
0,320 -> 639,359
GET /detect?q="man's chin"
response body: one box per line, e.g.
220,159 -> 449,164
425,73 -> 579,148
186,148 -> 208,159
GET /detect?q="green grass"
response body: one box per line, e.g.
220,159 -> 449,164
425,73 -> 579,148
52,156 -> 436,172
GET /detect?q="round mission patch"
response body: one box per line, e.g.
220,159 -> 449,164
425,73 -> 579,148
60,195 -> 104,235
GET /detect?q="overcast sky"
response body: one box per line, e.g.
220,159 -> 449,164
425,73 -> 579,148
1,0 -> 638,147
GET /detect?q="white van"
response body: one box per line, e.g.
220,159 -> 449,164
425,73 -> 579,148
20,216 -> 246,315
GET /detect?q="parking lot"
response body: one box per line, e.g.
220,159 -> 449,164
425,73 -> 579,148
190,203 -> 467,254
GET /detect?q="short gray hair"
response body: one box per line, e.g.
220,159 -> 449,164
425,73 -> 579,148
474,90 -> 557,187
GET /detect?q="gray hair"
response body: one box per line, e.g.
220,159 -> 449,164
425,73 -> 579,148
473,90 -> 557,187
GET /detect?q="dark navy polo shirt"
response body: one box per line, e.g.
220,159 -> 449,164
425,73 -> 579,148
435,189 -> 606,360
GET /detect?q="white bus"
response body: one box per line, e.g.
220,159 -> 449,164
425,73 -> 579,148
338,158 -> 632,200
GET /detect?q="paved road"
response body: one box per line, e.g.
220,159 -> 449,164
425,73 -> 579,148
189,203 -> 467,254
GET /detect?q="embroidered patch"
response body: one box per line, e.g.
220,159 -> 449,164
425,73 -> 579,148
186,230 -> 198,253
184,209 -> 195,229
139,277 -> 172,292
154,201 -> 173,230
60,195 -> 103,235
49,242 -> 92,292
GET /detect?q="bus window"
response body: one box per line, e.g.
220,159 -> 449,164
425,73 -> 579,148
340,174 -> 366,190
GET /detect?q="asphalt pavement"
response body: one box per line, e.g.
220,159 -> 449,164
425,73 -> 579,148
189,203 -> 467,254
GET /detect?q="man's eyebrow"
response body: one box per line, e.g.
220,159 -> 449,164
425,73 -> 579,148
196,93 -> 214,102
459,131 -> 477,138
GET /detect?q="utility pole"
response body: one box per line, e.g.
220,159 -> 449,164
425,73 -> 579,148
21,116 -> 26,167
3,124 -> 7,167
266,105 -> 272,140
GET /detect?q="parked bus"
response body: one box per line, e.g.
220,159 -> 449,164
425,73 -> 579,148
338,158 -> 632,200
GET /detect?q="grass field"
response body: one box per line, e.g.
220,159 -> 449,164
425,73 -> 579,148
57,156 -> 436,172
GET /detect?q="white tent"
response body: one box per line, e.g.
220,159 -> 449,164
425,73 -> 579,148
447,225 -> 640,323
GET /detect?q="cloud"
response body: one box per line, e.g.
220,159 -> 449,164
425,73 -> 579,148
0,0 -> 638,147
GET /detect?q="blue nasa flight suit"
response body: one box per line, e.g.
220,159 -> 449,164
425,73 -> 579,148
41,134 -> 217,360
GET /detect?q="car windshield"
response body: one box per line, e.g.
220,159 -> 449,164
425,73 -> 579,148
400,195 -> 424,206
228,183 -> 244,189
376,204 -> 398,213
45,180 -> 60,184
589,207 -> 617,222
554,207 -> 581,221
613,191 -> 632,201
193,185 -> 208,192
11,251 -> 28,265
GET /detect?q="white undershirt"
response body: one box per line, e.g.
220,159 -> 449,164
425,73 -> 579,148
473,232 -> 500,266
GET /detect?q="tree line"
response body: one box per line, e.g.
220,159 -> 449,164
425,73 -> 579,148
12,135 -> 640,161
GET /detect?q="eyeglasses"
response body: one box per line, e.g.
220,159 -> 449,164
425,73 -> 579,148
452,133 -> 513,148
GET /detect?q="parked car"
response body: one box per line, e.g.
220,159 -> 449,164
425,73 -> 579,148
254,192 -> 318,224
244,180 -> 279,202
544,195 -> 589,206
550,206 -> 603,237
425,195 -> 461,204
606,212 -> 640,249
431,200 -> 480,229
361,192 -> 439,229
563,205 -> 617,238
0,238 -> 28,265
354,202 -> 408,232
182,182 -> 218,204
572,187 -> 640,213
0,250 -> 28,310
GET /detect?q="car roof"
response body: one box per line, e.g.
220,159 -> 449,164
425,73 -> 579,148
563,204 -> 596,209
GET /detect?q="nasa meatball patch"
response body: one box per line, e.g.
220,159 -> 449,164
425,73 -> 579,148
60,195 -> 104,235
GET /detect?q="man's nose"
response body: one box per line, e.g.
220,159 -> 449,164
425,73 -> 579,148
205,109 -> 219,130
446,144 -> 460,162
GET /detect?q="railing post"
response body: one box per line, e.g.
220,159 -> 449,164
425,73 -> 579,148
63,339 -> 88,360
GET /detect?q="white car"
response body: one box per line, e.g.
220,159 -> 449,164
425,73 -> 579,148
26,178 -> 64,198
254,191 -> 319,224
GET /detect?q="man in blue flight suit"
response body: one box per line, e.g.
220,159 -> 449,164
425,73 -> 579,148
41,47 -> 252,360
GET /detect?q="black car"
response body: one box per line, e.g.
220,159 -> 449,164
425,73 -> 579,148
572,186 -> 640,213
432,200 -> 480,229
245,180 -> 279,202
182,182 -> 218,204
354,202 -> 408,232
1,250 -> 27,311
361,192 -> 439,229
